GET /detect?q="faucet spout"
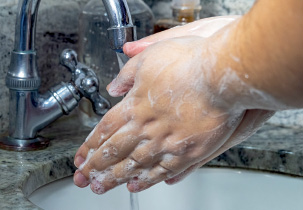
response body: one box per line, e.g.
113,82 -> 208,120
6,0 -> 41,91
0,0 -> 110,151
101,0 -> 137,52
14,0 -> 41,52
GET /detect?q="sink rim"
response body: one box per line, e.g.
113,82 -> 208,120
28,167 -> 303,210
1,123 -> 303,209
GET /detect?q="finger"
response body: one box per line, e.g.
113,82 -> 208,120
73,169 -> 90,188
84,137 -> 173,193
127,165 -> 170,192
74,126 -> 98,168
123,27 -> 184,58
123,16 -> 240,57
79,96 -> 157,173
75,101 -> 156,187
80,128 -> 159,183
88,162 -> 170,194
89,167 -> 121,194
128,136 -> 167,167
123,27 -> 192,58
88,156 -> 167,194
107,55 -> 141,97
219,109 -> 274,149
78,123 -> 143,177
86,133 -> 171,193
165,110 -> 274,185
201,110 -> 274,164
74,101 -> 131,168
164,164 -> 199,185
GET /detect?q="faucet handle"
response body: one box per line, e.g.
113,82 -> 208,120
60,49 -> 111,115
80,75 -> 111,115
60,49 -> 78,72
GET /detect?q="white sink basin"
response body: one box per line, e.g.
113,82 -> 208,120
28,167 -> 303,210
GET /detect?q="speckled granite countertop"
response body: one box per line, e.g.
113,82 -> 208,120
0,116 -> 302,210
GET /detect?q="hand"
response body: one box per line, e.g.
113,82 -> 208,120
73,17 -> 274,194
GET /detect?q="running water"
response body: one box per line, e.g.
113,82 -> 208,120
117,52 -> 140,210
130,193 -> 140,210
116,52 -> 130,69
116,52 -> 140,210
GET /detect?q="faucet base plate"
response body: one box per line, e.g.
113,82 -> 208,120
0,136 -> 50,152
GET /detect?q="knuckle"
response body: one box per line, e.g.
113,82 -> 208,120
166,137 -> 197,156
124,158 -> 140,172
129,153 -> 144,165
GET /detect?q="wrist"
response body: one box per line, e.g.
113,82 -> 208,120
208,15 -> 288,111
204,18 -> 249,111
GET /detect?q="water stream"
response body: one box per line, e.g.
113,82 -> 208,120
116,52 -> 130,69
130,193 -> 140,210
116,52 -> 140,210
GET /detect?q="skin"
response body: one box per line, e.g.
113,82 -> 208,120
73,0 -> 303,194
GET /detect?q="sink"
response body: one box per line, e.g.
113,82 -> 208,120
28,167 -> 303,210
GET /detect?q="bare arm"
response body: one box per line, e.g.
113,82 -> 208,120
213,0 -> 303,109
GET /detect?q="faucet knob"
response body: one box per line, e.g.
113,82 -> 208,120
60,49 -> 111,115
60,49 -> 78,72
80,75 -> 111,115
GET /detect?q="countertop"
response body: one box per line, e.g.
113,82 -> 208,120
0,117 -> 303,210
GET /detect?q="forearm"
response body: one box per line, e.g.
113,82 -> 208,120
216,0 -> 303,110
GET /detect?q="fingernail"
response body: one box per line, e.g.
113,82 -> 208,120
74,155 -> 85,168
91,179 -> 106,194
74,170 -> 89,187
128,178 -> 143,193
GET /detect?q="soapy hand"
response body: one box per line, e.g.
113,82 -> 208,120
73,17 -> 274,194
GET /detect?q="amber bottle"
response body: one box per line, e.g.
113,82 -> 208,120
154,0 -> 202,33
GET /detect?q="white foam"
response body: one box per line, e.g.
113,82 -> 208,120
148,90 -> 155,107
128,179 -> 140,192
125,159 -> 137,171
162,153 -> 175,163
136,139 -> 149,149
102,148 -> 110,158
138,169 -> 150,182
89,166 -> 115,194
91,178 -> 105,194
98,133 -> 106,145
230,54 -> 241,63
101,145 -> 118,159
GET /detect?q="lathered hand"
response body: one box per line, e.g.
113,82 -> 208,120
73,16 -> 274,194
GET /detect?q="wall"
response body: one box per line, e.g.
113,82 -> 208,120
0,0 -> 301,135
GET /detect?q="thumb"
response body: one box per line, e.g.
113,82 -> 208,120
123,41 -> 153,58
123,16 -> 240,58
123,25 -> 187,57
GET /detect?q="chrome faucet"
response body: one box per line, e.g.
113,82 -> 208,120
0,0 -> 136,151
102,0 -> 137,53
